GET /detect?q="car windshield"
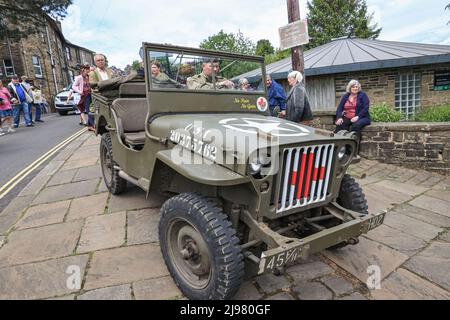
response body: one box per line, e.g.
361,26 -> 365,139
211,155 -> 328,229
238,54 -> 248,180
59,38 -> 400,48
147,50 -> 264,93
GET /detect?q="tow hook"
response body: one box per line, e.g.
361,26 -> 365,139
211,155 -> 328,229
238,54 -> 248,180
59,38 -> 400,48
348,237 -> 359,245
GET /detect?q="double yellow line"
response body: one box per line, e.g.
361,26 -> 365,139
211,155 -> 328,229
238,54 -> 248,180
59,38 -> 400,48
0,128 -> 88,200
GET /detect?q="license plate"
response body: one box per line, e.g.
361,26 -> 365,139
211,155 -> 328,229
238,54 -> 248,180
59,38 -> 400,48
262,247 -> 301,273
364,212 -> 386,233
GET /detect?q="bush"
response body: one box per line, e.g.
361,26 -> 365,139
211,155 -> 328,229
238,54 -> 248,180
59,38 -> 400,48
415,104 -> 450,122
370,103 -> 402,122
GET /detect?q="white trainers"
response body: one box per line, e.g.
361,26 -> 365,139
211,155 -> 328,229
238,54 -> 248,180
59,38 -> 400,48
7,128 -> 16,133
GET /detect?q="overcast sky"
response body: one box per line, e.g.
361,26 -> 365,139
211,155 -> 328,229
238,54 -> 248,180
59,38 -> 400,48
61,0 -> 450,69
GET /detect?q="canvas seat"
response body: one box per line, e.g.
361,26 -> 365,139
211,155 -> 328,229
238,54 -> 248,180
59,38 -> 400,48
111,98 -> 148,147
119,82 -> 146,97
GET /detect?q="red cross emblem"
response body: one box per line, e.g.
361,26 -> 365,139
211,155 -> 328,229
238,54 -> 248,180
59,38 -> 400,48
257,97 -> 268,112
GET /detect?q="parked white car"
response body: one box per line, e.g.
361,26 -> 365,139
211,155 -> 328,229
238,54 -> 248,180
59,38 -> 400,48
54,83 -> 77,116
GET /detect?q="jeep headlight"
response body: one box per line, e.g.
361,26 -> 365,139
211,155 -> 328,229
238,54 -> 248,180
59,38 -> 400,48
248,155 -> 271,176
338,145 -> 353,165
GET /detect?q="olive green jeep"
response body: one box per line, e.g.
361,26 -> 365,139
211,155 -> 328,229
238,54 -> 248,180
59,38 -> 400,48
93,43 -> 385,300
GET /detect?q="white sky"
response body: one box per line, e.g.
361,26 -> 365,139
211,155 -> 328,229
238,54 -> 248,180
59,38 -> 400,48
61,0 -> 450,69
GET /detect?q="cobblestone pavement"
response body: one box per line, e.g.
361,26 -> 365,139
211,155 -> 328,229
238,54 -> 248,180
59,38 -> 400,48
0,132 -> 449,300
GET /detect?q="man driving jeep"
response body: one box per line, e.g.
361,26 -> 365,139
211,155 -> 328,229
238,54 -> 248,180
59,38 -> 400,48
187,58 -> 234,90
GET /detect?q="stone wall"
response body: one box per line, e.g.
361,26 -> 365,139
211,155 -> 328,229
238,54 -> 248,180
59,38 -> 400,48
360,123 -> 450,175
334,63 -> 450,109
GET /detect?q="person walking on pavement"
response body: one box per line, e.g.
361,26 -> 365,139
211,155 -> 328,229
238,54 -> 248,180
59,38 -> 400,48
8,76 -> 33,128
72,64 -> 91,127
0,80 -> 15,135
30,85 -> 45,123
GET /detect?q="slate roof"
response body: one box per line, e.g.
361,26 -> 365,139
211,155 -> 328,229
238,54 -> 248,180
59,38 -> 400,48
241,38 -> 450,80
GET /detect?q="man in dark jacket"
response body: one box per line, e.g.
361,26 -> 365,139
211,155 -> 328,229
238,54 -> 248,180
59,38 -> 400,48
266,75 -> 286,117
8,76 -> 33,128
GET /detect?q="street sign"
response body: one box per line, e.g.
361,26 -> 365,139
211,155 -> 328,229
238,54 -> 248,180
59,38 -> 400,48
279,20 -> 309,50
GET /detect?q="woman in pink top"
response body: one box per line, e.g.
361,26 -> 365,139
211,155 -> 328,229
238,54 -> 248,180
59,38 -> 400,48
0,80 -> 15,134
72,64 -> 91,125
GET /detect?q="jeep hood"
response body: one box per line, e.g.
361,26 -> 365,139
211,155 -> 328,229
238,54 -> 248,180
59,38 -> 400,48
149,113 -> 347,175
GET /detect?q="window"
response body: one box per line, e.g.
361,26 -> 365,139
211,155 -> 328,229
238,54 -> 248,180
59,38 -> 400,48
395,74 -> 421,121
32,56 -> 43,78
3,59 -> 15,77
65,47 -> 72,61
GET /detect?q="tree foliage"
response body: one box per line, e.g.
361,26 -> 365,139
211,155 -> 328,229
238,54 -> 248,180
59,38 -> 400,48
255,39 -> 275,57
306,0 -> 381,49
0,0 -> 72,39
264,48 -> 291,65
199,30 -> 256,55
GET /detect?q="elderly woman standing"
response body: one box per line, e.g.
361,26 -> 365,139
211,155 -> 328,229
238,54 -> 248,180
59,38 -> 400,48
285,71 -> 313,124
335,80 -> 371,139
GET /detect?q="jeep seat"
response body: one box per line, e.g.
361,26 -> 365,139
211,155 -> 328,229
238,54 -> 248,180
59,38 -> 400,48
111,98 -> 148,147
119,82 -> 146,97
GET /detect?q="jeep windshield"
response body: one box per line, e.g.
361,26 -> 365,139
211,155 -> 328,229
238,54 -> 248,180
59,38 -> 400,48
144,43 -> 267,117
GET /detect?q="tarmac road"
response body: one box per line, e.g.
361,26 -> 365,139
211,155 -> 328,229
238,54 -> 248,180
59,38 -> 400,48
0,112 -> 85,213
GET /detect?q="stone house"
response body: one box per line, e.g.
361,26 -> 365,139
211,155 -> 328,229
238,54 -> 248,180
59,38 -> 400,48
0,15 -> 94,111
241,38 -> 450,120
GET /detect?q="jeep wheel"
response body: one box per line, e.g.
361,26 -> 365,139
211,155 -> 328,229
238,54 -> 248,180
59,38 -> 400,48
328,175 -> 368,250
337,174 -> 368,215
100,132 -> 127,195
159,193 -> 244,300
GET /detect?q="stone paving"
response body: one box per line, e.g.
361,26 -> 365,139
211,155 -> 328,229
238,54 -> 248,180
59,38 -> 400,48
0,132 -> 449,300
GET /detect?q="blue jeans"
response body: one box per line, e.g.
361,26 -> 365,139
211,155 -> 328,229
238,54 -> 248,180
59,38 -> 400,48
84,94 -> 95,127
13,102 -> 32,126
30,103 -> 42,121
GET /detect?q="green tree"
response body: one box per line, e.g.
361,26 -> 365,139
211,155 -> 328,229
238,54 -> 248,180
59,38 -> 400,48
306,0 -> 381,49
264,48 -> 291,65
0,0 -> 72,39
255,39 -> 275,57
199,30 -> 256,55
131,60 -> 141,71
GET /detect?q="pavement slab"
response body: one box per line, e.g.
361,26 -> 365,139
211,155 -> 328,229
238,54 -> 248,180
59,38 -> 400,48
84,244 -> 169,290
425,189 -> 450,203
133,277 -> 183,300
371,180 -> 428,197
363,184 -> 412,214
0,195 -> 34,235
18,175 -> 52,197
127,209 -> 160,245
73,165 -> 103,183
66,193 -> 109,221
336,292 -> 367,300
233,281 -> 263,300
392,204 -> 450,228
32,179 -> 99,205
323,237 -> 409,283
382,213 -> 443,242
77,212 -> 126,253
60,158 -> 99,172
292,281 -> 333,300
0,236 -> 4,249
108,188 -> 167,213
0,220 -> 83,268
47,169 -> 77,187
320,275 -> 355,296
0,255 -> 88,300
409,195 -> 450,217
364,224 -> 427,256
254,273 -> 291,295
286,259 -> 334,282
265,292 -> 295,300
16,200 -> 71,230
404,242 -> 450,291
77,284 -> 132,300
438,231 -> 450,243
371,268 -> 450,300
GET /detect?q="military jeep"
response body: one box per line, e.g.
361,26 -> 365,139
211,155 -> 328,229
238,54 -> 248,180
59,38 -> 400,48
93,43 -> 385,300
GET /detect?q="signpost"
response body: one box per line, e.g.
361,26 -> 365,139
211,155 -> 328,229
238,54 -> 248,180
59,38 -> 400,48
434,71 -> 450,91
284,0 -> 308,75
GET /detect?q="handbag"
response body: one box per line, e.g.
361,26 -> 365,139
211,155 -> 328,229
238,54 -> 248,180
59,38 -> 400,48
25,92 -> 33,104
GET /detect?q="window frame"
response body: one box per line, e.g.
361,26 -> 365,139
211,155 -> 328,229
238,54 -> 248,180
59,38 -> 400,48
32,55 -> 43,78
3,59 -> 15,77
395,73 -> 421,121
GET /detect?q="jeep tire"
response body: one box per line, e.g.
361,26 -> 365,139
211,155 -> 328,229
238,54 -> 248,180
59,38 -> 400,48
100,132 -> 127,195
159,193 -> 244,300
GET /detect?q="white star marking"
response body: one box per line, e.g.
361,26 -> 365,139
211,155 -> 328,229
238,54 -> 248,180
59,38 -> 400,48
232,119 -> 297,134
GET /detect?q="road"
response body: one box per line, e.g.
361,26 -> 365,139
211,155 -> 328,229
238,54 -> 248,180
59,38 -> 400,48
0,112 -> 85,213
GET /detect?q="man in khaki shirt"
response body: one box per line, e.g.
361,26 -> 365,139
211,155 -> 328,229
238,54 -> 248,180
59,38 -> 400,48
187,58 -> 234,90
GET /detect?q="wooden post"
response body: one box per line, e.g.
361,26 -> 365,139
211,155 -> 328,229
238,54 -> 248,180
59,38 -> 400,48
287,0 -> 304,74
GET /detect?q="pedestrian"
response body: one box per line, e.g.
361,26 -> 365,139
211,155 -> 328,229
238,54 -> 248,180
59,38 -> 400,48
30,85 -> 45,123
266,75 -> 287,117
0,80 -> 15,134
334,80 -> 371,149
21,76 -> 32,94
285,71 -> 313,124
8,75 -> 34,128
239,78 -> 251,91
72,64 -> 91,127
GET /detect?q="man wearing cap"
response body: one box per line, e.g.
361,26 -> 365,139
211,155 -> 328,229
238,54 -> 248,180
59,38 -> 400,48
187,59 -> 234,90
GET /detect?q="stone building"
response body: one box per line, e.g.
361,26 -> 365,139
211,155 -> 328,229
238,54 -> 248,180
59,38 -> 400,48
0,15 -> 94,111
241,38 -> 450,120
